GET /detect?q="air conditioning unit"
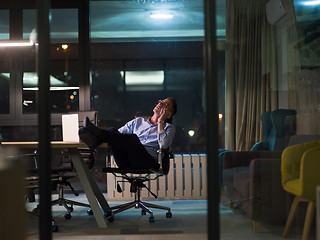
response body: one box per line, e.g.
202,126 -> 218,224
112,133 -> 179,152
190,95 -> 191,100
266,0 -> 287,24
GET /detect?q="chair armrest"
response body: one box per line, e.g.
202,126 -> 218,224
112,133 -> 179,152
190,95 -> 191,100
249,158 -> 282,197
223,151 -> 282,169
157,148 -> 172,175
248,157 -> 288,221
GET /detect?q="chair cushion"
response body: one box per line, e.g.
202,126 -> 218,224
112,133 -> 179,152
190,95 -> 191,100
283,179 -> 301,196
223,166 -> 249,198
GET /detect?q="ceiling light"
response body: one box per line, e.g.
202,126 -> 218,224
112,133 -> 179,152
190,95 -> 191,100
302,0 -> 320,5
0,41 -> 34,47
150,12 -> 174,19
121,71 -> 164,85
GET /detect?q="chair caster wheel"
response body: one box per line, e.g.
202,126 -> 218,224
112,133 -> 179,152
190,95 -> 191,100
52,225 -> 59,232
87,209 -> 93,215
149,216 -> 155,223
166,212 -> 172,218
141,209 -> 146,215
64,213 -> 71,220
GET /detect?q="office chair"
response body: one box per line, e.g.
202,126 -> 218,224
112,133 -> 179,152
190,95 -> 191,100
31,111 -> 98,220
29,148 -> 95,221
102,148 -> 173,223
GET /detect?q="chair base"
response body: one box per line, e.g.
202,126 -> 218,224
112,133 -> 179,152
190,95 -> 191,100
32,186 -> 91,220
51,197 -> 91,218
52,186 -> 91,219
110,199 -> 172,222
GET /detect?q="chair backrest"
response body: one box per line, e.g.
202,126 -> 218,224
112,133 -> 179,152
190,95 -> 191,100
270,109 -> 296,150
260,111 -> 273,145
251,109 -> 296,151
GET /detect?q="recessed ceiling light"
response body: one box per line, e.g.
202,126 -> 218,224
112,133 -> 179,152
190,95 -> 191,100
0,41 -> 34,47
150,12 -> 174,19
302,0 -> 320,5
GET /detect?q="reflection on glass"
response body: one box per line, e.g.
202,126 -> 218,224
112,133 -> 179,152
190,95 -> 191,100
0,10 -> 9,40
22,72 -> 80,114
220,0 -> 320,239
22,9 -> 80,114
90,0 -> 205,42
294,0 -> 320,22
23,9 -> 79,42
0,73 -> 10,114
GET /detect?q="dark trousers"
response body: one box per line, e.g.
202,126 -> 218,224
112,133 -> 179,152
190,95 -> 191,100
102,128 -> 157,169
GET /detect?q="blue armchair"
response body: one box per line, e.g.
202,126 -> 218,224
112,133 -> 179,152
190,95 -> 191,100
250,109 -> 296,151
219,109 -> 296,186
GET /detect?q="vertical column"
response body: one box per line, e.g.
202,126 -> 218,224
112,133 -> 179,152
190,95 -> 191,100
204,0 -> 219,238
37,0 -> 52,238
78,0 -> 90,110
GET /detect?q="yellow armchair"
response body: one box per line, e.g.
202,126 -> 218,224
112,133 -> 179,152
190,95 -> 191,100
281,140 -> 320,240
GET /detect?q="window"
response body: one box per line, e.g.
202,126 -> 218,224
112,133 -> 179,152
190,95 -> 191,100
0,10 -> 10,114
22,9 -> 80,114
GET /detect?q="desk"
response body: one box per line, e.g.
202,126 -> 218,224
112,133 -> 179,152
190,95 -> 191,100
2,141 -> 111,228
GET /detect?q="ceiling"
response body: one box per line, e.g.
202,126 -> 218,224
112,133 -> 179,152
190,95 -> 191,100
89,0 -> 226,42
0,0 -> 226,42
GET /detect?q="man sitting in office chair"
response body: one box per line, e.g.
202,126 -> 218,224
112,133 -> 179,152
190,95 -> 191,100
78,97 -> 177,170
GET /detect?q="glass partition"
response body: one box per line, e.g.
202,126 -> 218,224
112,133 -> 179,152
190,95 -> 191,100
3,0 -> 319,238
0,10 -> 10,116
0,10 -> 9,40
89,0 -> 209,237
219,0 -> 320,239
90,0 -> 206,154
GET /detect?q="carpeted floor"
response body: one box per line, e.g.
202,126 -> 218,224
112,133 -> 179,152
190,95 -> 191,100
25,194 -> 316,240
25,195 -> 208,240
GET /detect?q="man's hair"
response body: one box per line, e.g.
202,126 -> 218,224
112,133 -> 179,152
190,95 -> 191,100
166,97 -> 177,124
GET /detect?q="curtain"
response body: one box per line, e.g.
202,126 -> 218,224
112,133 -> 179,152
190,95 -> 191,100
225,0 -> 278,151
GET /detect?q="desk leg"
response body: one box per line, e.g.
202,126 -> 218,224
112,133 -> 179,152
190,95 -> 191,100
68,148 -> 111,228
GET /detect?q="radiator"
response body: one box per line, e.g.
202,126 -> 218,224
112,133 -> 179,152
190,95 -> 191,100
106,154 -> 207,201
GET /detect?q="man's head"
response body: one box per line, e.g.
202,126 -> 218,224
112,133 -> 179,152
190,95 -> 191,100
155,97 -> 177,123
